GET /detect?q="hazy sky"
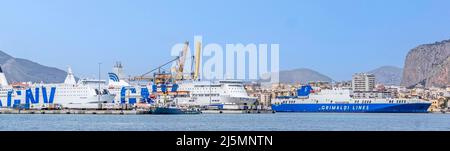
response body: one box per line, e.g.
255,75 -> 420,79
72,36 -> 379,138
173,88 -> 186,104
1,0 -> 450,80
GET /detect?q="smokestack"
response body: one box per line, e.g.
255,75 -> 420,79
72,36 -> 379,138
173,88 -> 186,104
64,66 -> 76,85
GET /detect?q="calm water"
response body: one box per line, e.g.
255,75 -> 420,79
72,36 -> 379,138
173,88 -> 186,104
0,113 -> 449,131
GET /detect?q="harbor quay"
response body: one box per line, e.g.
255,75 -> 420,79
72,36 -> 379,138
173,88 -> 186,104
0,108 -> 147,115
0,101 -> 274,115
0,107 -> 275,115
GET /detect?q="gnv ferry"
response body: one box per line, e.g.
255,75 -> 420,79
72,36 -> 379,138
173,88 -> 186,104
271,86 -> 431,113
0,66 -> 115,109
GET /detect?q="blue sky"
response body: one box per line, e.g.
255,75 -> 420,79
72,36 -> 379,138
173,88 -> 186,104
1,0 -> 450,80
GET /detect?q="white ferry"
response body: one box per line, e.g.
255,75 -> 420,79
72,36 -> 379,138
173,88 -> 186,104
0,66 -> 115,109
175,80 -> 257,107
106,63 -> 256,108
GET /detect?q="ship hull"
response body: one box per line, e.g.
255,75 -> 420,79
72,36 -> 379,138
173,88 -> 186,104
153,107 -> 201,114
271,103 -> 431,113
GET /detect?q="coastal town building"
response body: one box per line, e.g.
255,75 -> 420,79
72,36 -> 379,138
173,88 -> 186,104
352,73 -> 375,91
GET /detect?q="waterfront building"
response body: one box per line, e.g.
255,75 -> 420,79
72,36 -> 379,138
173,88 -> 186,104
352,73 -> 375,91
308,81 -> 331,89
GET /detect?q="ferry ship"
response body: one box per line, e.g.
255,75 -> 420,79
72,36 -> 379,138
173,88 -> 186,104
0,66 -> 115,109
175,80 -> 257,107
271,85 -> 432,113
106,63 -> 257,108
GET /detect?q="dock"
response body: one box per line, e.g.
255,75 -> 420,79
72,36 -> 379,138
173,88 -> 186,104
0,109 -> 274,115
431,110 -> 449,114
201,110 -> 275,114
0,109 -> 151,115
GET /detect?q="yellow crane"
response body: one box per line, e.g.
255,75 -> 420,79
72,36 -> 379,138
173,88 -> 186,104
175,41 -> 189,80
132,40 -> 202,82
193,41 -> 202,81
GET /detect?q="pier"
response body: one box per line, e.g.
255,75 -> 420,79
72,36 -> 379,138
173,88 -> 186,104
202,110 -> 275,114
0,109 -> 149,115
0,109 -> 274,115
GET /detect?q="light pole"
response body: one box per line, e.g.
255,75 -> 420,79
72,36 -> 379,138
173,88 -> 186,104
209,80 -> 212,105
98,62 -> 102,109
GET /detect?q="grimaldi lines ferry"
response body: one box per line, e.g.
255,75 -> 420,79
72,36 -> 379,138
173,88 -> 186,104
271,85 -> 432,113
0,66 -> 115,109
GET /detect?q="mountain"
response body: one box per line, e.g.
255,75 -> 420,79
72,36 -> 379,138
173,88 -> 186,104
401,39 -> 450,88
368,66 -> 403,86
0,50 -> 67,83
274,68 -> 333,84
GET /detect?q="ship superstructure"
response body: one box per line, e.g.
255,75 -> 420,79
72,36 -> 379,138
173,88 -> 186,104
0,67 -> 115,109
175,80 -> 257,106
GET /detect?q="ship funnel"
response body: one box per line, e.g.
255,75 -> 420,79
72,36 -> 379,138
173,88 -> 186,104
297,85 -> 313,97
0,66 -> 8,87
108,73 -> 120,82
113,61 -> 124,80
64,66 -> 77,85
109,62 -> 130,87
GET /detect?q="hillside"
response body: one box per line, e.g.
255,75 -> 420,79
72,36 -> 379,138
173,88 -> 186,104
0,50 -> 67,83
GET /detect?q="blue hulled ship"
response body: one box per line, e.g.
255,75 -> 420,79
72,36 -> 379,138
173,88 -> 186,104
271,86 -> 431,113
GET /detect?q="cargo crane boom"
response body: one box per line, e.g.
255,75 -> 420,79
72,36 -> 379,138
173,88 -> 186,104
132,57 -> 179,81
193,41 -> 202,81
132,40 -> 195,82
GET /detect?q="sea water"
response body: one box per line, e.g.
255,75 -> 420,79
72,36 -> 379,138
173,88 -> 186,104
0,113 -> 449,131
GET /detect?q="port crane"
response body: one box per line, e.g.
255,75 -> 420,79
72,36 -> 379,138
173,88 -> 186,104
131,40 -> 202,83
126,40 -> 202,106
130,57 -> 178,82
174,41 -> 190,81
